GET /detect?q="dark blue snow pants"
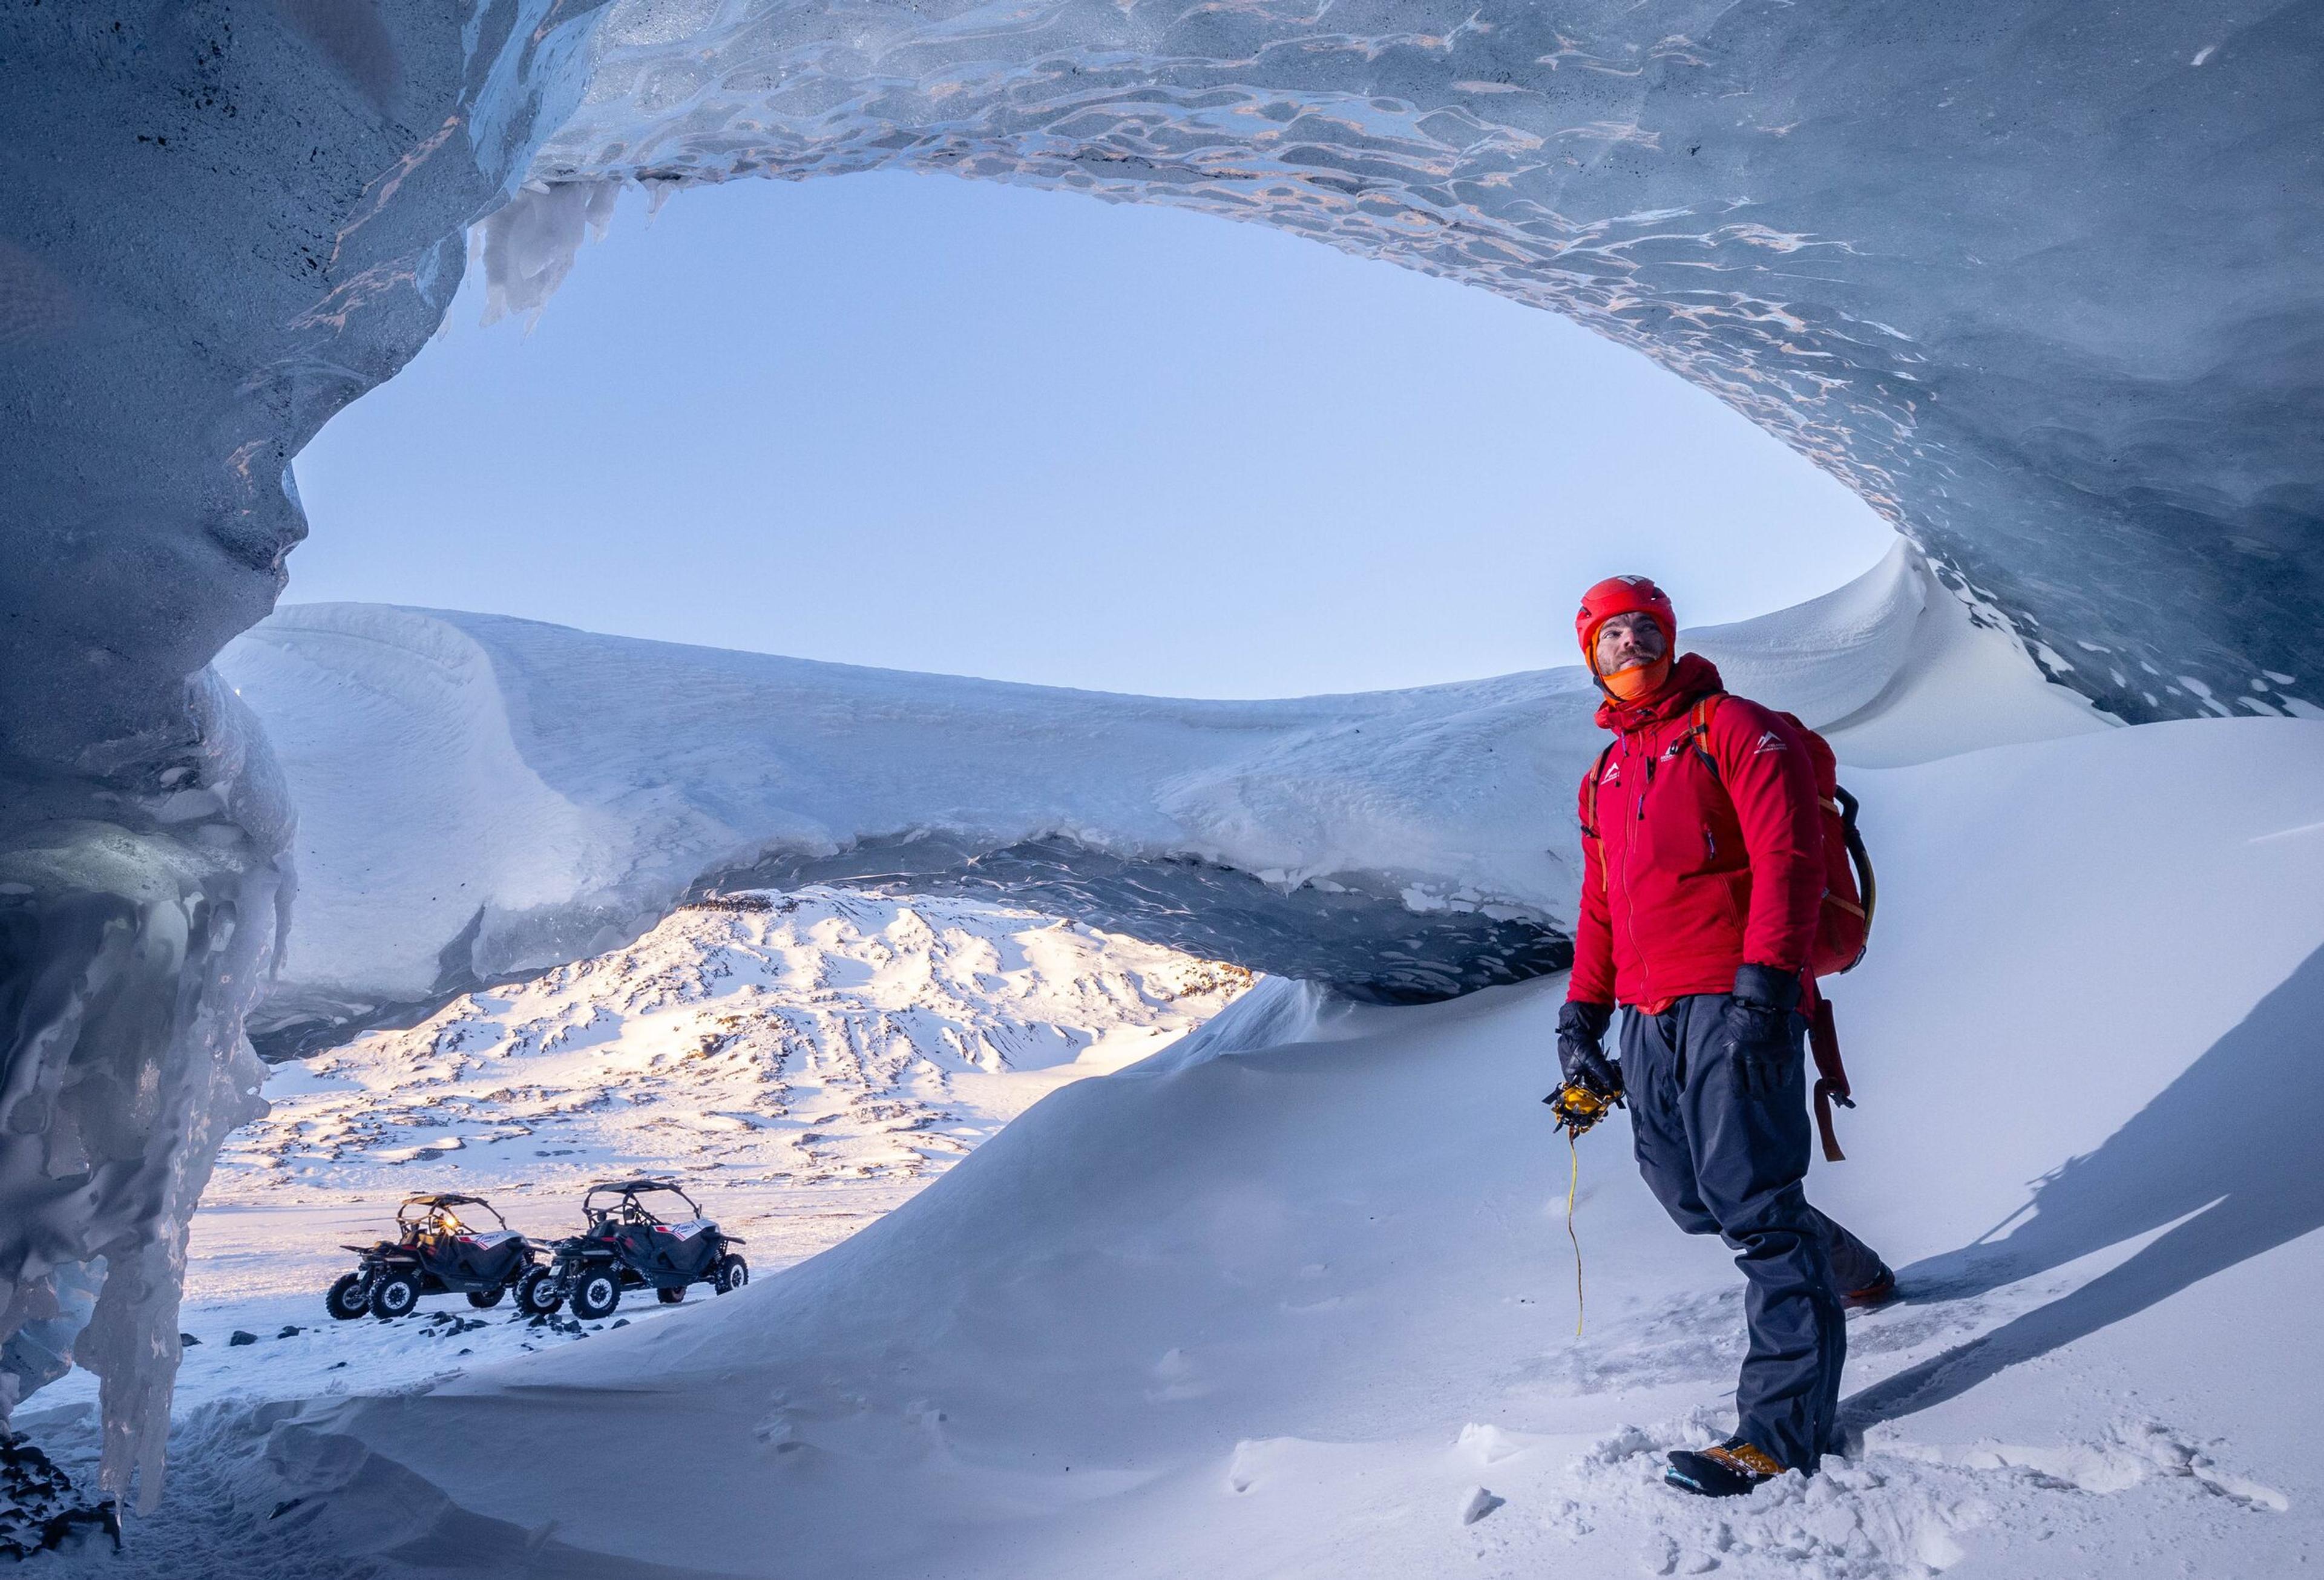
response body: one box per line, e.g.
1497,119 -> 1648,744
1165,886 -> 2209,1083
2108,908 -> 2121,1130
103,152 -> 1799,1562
1620,994 -> 1880,1472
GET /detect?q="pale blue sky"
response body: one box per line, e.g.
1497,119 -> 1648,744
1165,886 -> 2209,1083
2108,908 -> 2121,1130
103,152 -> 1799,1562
289,172 -> 1892,699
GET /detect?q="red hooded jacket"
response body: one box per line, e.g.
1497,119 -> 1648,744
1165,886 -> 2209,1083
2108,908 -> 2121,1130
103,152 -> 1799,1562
1568,654 -> 1822,1010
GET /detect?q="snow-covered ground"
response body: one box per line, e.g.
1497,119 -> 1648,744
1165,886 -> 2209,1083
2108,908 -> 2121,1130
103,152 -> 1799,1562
18,557 -> 2320,1576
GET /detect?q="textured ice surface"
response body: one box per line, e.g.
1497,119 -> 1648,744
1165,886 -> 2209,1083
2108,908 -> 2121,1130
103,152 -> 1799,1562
0,678 -> 285,1509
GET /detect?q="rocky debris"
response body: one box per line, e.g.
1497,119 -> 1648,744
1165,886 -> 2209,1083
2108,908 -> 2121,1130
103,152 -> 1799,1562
420,1314 -> 490,1339
0,1434 -> 119,1559
228,1331 -> 259,1347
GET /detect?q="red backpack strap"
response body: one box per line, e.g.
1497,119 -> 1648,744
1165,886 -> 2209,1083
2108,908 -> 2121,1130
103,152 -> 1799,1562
1580,742 -> 1615,836
1808,997 -> 1855,1162
1684,693 -> 1725,779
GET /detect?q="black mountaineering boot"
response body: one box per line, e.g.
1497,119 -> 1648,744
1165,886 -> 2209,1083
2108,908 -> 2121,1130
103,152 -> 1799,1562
1842,1265 -> 1898,1311
1664,1438 -> 1785,1497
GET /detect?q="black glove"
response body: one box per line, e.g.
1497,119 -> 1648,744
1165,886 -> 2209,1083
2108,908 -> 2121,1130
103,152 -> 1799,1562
1724,963 -> 1803,1096
1556,1000 -> 1622,1098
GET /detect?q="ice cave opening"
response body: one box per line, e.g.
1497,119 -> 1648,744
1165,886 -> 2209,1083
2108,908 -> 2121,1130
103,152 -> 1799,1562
289,169 -> 1897,701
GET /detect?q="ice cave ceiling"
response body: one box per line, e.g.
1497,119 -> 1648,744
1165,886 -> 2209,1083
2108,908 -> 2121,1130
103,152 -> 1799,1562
537,0 -> 2322,726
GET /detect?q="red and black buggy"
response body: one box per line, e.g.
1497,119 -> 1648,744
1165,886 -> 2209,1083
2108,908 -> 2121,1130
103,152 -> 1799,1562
516,1178 -> 749,1321
325,1193 -> 544,1320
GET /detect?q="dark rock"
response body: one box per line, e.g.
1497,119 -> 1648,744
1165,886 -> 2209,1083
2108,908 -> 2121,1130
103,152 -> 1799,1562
228,1331 -> 258,1347
1,1434 -> 120,1559
275,1325 -> 303,1340
179,1333 -> 200,1346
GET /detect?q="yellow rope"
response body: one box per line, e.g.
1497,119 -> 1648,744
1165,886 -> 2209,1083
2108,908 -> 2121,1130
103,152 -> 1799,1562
1566,1130 -> 1585,1337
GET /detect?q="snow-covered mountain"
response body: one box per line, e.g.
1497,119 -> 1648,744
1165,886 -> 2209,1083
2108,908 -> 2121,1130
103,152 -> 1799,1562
211,887 -> 1250,1265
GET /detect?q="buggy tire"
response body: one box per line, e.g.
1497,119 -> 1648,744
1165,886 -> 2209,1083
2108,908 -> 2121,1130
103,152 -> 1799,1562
513,1266 -> 562,1317
657,1287 -> 685,1306
326,1271 -> 370,1320
369,1270 -> 421,1320
714,1254 -> 749,1295
466,1287 -> 505,1310
569,1269 -> 620,1321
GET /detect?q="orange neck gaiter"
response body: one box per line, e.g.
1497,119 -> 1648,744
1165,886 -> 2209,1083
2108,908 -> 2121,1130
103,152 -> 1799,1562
1600,654 -> 1673,705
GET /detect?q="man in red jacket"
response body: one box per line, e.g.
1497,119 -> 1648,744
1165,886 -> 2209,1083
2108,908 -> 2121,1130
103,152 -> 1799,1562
1556,574 -> 1892,1498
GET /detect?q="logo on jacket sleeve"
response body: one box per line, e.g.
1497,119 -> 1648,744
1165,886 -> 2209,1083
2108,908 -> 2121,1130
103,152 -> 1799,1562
1753,730 -> 1787,754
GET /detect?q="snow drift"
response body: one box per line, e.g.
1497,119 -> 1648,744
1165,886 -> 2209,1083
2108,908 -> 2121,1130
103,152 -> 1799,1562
222,543 -> 2073,1046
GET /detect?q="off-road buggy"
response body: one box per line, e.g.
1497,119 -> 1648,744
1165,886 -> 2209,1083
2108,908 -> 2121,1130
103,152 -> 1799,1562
326,1193 -> 543,1321
517,1178 -> 748,1320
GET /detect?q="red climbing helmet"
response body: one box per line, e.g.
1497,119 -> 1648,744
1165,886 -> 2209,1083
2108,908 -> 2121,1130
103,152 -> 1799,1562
1575,575 -> 1677,670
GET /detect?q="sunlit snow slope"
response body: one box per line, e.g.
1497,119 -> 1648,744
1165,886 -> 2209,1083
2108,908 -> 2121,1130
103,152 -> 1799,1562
76,586 -> 2322,1578
212,887 -> 1249,1270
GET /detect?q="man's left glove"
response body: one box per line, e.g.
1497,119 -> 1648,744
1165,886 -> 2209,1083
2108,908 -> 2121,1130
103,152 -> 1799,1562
1724,963 -> 1803,1096
1556,1000 -> 1621,1098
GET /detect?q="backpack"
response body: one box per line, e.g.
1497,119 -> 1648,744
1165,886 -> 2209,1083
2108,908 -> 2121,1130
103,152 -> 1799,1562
1584,693 -> 1879,1157
1716,697 -> 1878,980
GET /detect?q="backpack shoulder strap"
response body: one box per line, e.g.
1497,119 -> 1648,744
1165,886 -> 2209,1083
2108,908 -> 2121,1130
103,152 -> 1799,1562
1684,693 -> 1725,779
1580,741 -> 1615,836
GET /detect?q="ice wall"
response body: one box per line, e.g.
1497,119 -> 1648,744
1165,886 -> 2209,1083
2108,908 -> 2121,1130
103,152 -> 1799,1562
0,1 -> 609,1501
501,0 -> 2324,726
0,679 -> 284,1509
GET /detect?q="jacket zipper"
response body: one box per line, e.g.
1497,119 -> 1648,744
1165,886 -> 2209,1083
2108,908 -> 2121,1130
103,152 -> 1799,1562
1620,725 -> 1652,1003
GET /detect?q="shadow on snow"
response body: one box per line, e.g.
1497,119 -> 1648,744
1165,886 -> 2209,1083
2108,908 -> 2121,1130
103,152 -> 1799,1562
1843,941 -> 2324,1431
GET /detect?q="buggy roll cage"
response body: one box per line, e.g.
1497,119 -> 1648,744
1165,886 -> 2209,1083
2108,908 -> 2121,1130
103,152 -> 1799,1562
580,1179 -> 703,1227
395,1193 -> 510,1237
